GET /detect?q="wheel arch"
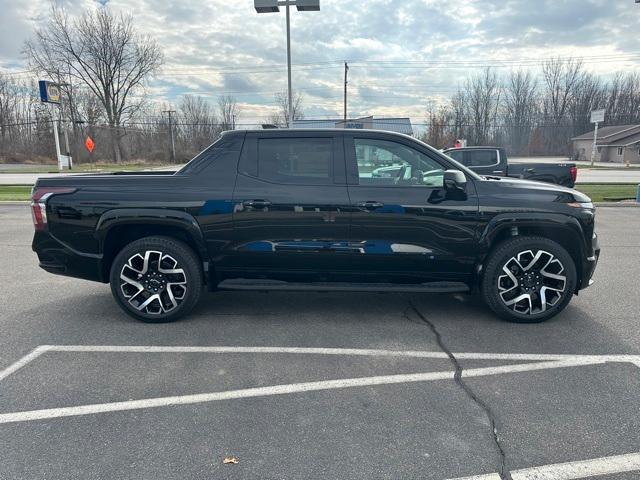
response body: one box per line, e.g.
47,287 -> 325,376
478,213 -> 586,290
96,209 -> 209,283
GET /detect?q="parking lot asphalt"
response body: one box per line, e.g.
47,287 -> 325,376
0,205 -> 639,480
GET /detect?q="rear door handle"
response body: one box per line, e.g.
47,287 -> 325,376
524,168 -> 535,173
243,199 -> 272,208
356,201 -> 384,209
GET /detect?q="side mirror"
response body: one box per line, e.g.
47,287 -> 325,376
443,169 -> 467,190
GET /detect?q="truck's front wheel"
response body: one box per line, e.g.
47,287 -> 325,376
481,236 -> 577,323
109,236 -> 203,323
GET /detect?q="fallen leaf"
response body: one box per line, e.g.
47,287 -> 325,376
223,456 -> 239,465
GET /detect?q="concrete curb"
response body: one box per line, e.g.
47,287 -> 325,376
594,202 -> 639,207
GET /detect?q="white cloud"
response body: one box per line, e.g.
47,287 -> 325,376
1,0 -> 639,125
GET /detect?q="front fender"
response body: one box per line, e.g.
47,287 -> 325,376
479,212 -> 587,258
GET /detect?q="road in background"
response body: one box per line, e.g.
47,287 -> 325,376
1,205 -> 639,479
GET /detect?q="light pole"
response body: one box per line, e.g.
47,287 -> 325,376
254,0 -> 320,128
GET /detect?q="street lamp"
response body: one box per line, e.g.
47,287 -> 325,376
254,0 -> 320,127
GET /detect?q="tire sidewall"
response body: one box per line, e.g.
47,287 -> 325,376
109,236 -> 202,323
482,237 -> 577,323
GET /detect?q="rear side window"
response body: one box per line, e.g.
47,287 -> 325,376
177,133 -> 243,175
257,138 -> 333,184
466,150 -> 499,167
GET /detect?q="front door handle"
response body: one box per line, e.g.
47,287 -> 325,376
243,199 -> 272,208
356,201 -> 384,209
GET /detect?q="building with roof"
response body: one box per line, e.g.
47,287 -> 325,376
572,124 -> 640,164
292,116 -> 413,136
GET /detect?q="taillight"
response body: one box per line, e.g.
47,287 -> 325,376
570,166 -> 577,183
30,187 -> 76,231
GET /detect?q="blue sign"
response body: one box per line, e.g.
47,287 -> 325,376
38,80 -> 61,104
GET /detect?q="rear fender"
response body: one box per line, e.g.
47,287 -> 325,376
95,208 -> 208,272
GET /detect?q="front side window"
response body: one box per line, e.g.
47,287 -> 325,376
446,150 -> 463,163
355,138 -> 444,187
257,137 -> 333,184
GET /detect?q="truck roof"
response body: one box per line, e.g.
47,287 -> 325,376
443,146 -> 504,151
224,128 -> 415,138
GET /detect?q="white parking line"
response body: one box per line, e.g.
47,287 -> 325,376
447,474 -> 501,480
448,452 -> 640,480
2,345 -> 640,384
0,358 -> 604,424
0,345 -> 49,382
32,344 -> 640,363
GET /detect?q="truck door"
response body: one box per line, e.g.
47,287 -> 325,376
345,134 -> 479,283
225,132 -> 352,281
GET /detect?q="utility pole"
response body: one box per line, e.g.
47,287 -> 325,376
163,110 -> 176,163
343,61 -> 349,123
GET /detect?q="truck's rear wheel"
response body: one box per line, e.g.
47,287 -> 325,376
109,236 -> 202,323
481,236 -> 576,323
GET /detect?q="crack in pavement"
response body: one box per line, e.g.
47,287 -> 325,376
408,301 -> 512,480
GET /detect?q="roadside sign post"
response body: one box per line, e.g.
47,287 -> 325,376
39,80 -> 72,171
590,109 -> 605,167
52,117 -> 62,166
84,136 -> 95,165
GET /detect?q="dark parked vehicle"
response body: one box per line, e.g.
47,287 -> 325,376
443,147 -> 578,187
31,129 -> 599,324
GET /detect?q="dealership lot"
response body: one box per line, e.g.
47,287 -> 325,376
1,205 -> 639,480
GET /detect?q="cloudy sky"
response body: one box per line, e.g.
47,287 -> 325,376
1,0 -> 639,125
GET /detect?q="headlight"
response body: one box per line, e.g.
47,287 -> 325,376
567,202 -> 594,209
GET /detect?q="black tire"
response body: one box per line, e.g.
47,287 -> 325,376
109,236 -> 203,323
481,236 -> 577,323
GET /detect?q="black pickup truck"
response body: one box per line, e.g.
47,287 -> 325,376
31,129 -> 599,324
443,147 -> 577,187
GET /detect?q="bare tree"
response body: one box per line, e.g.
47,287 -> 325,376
448,88 -> 468,142
422,105 -> 454,149
464,68 -> 501,145
179,95 -> 220,155
541,58 -> 584,154
0,74 -> 46,160
607,72 -> 640,125
217,95 -> 240,131
569,72 -> 606,140
0,73 -> 16,152
269,90 -> 305,127
503,70 -> 539,155
24,5 -> 163,162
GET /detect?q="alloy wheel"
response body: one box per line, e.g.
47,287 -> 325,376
497,249 -> 567,315
120,250 -> 187,315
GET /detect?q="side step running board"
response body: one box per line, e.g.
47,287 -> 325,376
218,279 -> 470,294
